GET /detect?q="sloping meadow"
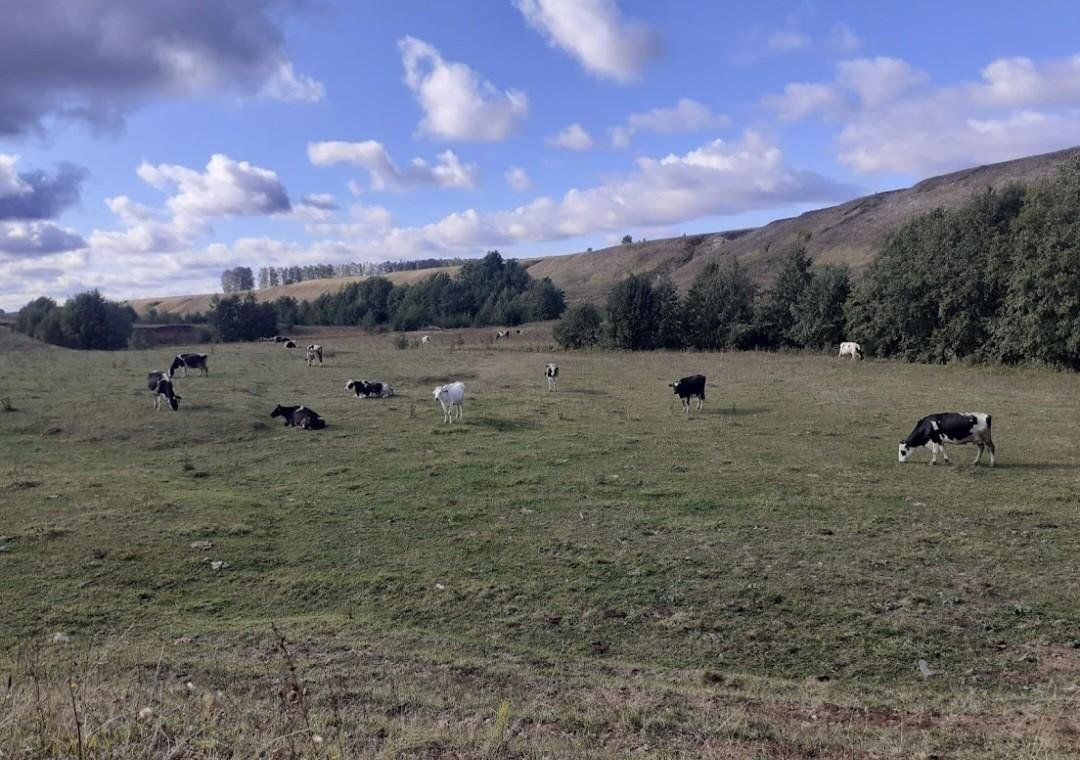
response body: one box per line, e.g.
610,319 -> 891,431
2,328 -> 1079,757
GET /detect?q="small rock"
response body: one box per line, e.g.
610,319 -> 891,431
190,540 -> 214,551
173,636 -> 195,645
50,632 -> 70,644
210,560 -> 229,571
917,659 -> 937,678
520,507 -> 534,514
435,583 -> 446,590
138,707 -> 154,721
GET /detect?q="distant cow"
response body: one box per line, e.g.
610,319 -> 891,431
838,341 -> 863,360
170,353 -> 208,377
670,374 -> 706,413
149,374 -> 181,411
270,404 -> 326,430
421,335 -> 431,345
495,329 -> 510,340
306,344 -> 323,366
283,340 -> 297,349
273,336 -> 290,343
433,382 -> 465,423
899,412 -> 995,466
545,363 -> 559,392
345,379 -> 394,398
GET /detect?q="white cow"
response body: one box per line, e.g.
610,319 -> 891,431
838,341 -> 863,360
545,363 -> 559,391
421,335 -> 431,345
433,382 -> 465,424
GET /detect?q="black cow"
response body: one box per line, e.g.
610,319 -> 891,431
283,340 -> 297,349
170,353 -> 208,377
670,374 -> 706,413
345,379 -> 394,398
899,412 -> 995,466
150,375 -> 181,411
270,404 -> 326,430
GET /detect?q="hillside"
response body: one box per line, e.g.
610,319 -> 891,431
127,266 -> 460,317
130,146 -> 1079,315
526,146 -> 1080,302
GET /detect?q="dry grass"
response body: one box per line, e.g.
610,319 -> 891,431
2,325 -> 1080,757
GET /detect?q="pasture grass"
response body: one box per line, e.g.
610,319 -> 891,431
2,325 -> 1080,757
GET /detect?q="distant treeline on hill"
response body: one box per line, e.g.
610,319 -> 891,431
247,257 -> 469,290
556,158 -> 1080,370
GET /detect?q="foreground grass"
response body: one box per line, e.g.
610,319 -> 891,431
2,325 -> 1079,757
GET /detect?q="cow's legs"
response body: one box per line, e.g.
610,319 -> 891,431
697,395 -> 703,410
973,444 -> 984,465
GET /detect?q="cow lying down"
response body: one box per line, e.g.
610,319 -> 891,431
270,404 -> 326,430
899,412 -> 995,466
345,379 -> 394,398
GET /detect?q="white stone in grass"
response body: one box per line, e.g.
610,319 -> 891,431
138,707 -> 154,721
49,632 -> 70,643
190,540 -> 214,551
917,659 -> 937,678
210,560 -> 230,571
435,583 -> 446,590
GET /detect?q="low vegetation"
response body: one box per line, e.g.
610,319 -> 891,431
1,326 -> 1079,757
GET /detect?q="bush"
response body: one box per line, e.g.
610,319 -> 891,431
554,304 -> 604,349
15,291 -> 135,350
208,293 -> 277,342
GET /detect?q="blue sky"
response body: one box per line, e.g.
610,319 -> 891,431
3,0 -> 1080,310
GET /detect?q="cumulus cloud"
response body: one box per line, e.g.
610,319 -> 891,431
515,0 -> 660,83
0,0 -> 322,136
505,166 -> 532,191
764,53 -> 1080,175
137,154 -> 291,223
0,157 -> 88,221
260,60 -> 326,103
307,140 -> 478,190
546,123 -> 594,151
610,98 -> 727,148
398,36 -> 528,142
0,221 -> 86,258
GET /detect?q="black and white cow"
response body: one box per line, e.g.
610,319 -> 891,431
283,340 -> 297,349
148,373 -> 181,411
899,412 -> 995,466
838,341 -> 864,360
495,329 -> 510,340
170,353 -> 208,377
670,374 -> 706,413
545,363 -> 559,392
345,379 -> 394,398
270,404 -> 326,429
306,344 -> 323,366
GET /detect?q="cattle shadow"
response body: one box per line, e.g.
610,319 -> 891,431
467,416 -> 539,432
702,406 -> 770,417
994,461 -> 1079,471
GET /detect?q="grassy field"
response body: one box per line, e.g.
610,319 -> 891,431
2,325 -> 1080,758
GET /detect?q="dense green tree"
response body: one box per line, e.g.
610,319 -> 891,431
682,260 -> 757,350
606,274 -> 659,349
754,246 -> 813,348
653,276 -> 684,349
554,303 -> 604,349
790,266 -> 851,350
209,293 -> 277,341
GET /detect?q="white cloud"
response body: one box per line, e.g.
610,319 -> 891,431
137,154 -> 291,224
514,0 -> 659,83
610,98 -> 727,147
837,57 -> 927,109
828,24 -> 863,55
546,123 -> 594,151
828,53 -> 1080,175
307,140 -> 478,191
0,154 -> 30,198
767,30 -> 810,53
398,36 -> 528,142
505,166 -> 532,190
762,83 -> 847,122
260,60 -> 325,103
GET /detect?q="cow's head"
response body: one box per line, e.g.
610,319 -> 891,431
270,405 -> 286,419
669,381 -> 680,395
432,385 -> 445,401
898,442 -> 913,462
168,393 -> 182,411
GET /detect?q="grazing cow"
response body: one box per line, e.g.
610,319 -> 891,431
306,344 -> 323,366
150,375 -> 181,411
421,335 -> 431,345
147,370 -> 167,390
838,341 -> 864,361
495,329 -> 509,340
670,374 -> 706,413
432,382 -> 465,423
899,412 -> 995,466
545,363 -> 559,392
270,404 -> 326,430
283,340 -> 296,349
273,335 -> 291,343
345,379 -> 395,398
170,353 -> 208,377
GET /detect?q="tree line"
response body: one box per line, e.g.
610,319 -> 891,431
249,258 -> 470,290
556,158 -> 1080,370
14,292 -> 138,350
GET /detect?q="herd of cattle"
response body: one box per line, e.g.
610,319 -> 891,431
144,338 -> 996,466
